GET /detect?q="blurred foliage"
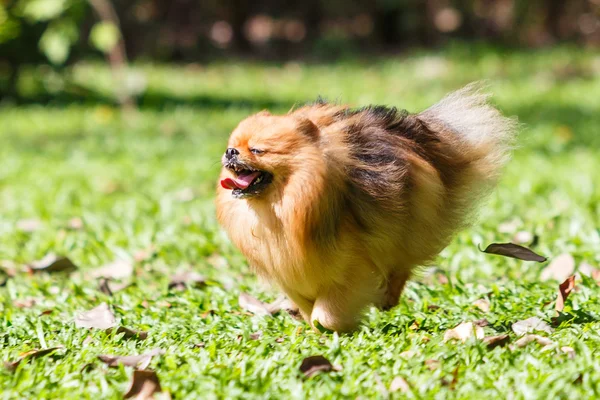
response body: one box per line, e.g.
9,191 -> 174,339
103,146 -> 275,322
0,0 -> 599,71
0,0 -> 118,67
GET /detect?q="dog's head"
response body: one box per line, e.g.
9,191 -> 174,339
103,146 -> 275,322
220,111 -> 320,199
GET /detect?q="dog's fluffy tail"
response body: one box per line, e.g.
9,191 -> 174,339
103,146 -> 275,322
417,83 -> 517,227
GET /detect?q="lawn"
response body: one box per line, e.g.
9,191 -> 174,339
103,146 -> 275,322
1,45 -> 600,399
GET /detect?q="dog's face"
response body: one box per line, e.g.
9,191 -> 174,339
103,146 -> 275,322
220,111 -> 319,199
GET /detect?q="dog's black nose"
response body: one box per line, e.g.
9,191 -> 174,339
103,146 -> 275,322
225,148 -> 239,159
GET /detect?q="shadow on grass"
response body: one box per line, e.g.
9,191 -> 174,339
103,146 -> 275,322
6,85 -> 600,149
5,85 -> 297,112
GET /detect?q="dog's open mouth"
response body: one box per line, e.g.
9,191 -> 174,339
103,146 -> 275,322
220,165 -> 273,198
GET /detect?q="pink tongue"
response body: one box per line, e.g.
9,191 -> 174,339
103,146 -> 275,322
220,171 -> 261,190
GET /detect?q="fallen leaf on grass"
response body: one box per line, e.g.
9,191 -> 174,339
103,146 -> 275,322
299,355 -> 341,378
207,254 -> 228,269
389,376 -> 410,393
249,331 -> 263,340
134,246 -> 156,262
29,254 -> 78,273
541,253 -> 575,282
265,295 -> 297,315
13,298 -> 37,308
483,334 -> 510,349
561,346 -> 576,359
75,304 -> 147,339
512,231 -> 534,245
124,370 -> 162,399
67,217 -> 84,230
168,271 -> 206,291
473,299 -> 490,313
442,366 -> 460,390
91,260 -> 133,279
514,334 -> 553,348
4,347 -> 63,371
443,322 -> 484,342
399,350 -> 419,359
238,293 -> 272,316
75,303 -> 117,329
16,218 -> 42,232
474,318 -> 490,327
578,262 -> 600,284
556,275 -> 576,313
480,243 -> 547,262
512,317 -> 553,336
108,326 -> 148,340
424,359 -> 440,370
98,349 -> 164,369
98,278 -> 130,296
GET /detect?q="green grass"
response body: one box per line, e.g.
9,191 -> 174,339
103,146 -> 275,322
2,45 -> 600,399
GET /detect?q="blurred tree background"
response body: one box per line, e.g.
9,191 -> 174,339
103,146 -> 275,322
1,0 -> 599,101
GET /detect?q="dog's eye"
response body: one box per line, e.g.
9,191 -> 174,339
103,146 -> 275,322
250,148 -> 264,155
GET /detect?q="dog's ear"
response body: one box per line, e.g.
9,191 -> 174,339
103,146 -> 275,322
296,118 -> 319,141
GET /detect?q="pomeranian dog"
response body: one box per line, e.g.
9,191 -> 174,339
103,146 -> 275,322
216,84 -> 516,332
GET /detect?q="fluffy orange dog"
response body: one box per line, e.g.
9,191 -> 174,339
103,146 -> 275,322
216,85 -> 516,332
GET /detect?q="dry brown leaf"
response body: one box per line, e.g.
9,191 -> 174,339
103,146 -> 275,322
556,275 -> 576,313
514,334 -> 553,348
389,376 -> 410,393
299,355 -> 341,378
13,298 -> 37,308
541,253 -> 575,282
265,295 -> 297,315
91,260 -> 133,280
4,346 -> 63,371
67,217 -> 84,230
399,350 -> 420,359
75,303 -> 117,329
474,318 -> 490,327
424,359 -> 440,370
578,262 -> 600,284
134,246 -> 156,262
443,322 -> 484,342
29,254 -> 78,273
442,366 -> 460,390
238,293 -> 272,316
207,254 -> 228,269
168,271 -> 206,291
480,242 -> 547,262
512,231 -> 534,245
98,278 -> 130,296
473,299 -> 490,313
107,326 -> 148,340
249,331 -> 263,340
98,349 -> 164,369
512,317 -> 553,336
561,346 -> 576,359
483,334 -> 510,349
124,370 -> 162,399
16,218 -> 42,232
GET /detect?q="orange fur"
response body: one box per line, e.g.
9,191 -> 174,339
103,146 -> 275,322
216,84 -> 516,332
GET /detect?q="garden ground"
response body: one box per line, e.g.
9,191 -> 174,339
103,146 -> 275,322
1,45 -> 600,399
